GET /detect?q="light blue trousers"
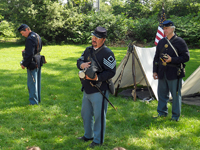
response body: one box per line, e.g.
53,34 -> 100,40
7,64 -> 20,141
157,75 -> 182,120
81,90 -> 108,144
27,67 -> 41,105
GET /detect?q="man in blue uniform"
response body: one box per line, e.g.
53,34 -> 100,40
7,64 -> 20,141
18,24 -> 43,105
77,26 -> 116,147
153,20 -> 190,121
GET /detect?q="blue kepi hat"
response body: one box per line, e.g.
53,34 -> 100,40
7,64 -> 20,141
18,24 -> 29,32
162,20 -> 174,27
92,26 -> 107,38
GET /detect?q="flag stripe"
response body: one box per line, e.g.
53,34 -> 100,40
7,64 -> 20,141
157,27 -> 164,37
155,8 -> 166,45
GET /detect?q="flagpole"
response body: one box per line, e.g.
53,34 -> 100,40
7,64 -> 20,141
154,4 -> 166,45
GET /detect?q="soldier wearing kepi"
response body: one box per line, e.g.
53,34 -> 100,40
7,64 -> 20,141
77,26 -> 116,148
18,24 -> 43,105
153,20 -> 190,121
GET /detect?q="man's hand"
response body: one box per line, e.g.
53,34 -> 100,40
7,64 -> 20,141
21,65 -> 25,69
80,62 -> 91,69
164,54 -> 172,63
85,74 -> 98,81
153,72 -> 158,80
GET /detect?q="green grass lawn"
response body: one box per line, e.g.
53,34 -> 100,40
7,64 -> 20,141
0,42 -> 199,150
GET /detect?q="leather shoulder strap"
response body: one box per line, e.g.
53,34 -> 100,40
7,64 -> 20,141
35,33 -> 40,54
165,36 -> 178,56
89,48 -> 103,72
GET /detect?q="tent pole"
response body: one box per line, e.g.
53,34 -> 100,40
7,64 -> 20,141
115,51 -> 131,97
132,44 -> 137,101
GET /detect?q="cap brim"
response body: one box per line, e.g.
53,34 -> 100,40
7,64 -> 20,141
163,24 -> 174,27
91,32 -> 103,38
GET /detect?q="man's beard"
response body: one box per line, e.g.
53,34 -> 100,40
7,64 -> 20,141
92,41 -> 97,47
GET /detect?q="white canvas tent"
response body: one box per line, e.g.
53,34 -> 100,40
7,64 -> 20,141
112,44 -> 158,100
112,44 -> 200,101
182,66 -> 200,96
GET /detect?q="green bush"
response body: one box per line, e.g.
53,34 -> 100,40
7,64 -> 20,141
82,12 -> 130,44
62,8 -> 85,44
0,20 -> 16,38
1,0 -> 199,47
127,15 -> 158,43
59,11 -> 130,45
125,13 -> 200,47
170,13 -> 200,47
43,10 -> 200,47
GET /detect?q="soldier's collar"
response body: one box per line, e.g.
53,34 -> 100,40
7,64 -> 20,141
165,35 -> 177,42
169,35 -> 177,42
93,44 -> 105,51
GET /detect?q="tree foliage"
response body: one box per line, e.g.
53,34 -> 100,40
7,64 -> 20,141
0,20 -> 16,38
65,0 -> 94,14
112,0 -> 152,18
149,0 -> 200,18
171,12 -> 200,47
0,0 -> 199,46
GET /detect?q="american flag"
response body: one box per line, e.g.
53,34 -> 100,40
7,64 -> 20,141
154,8 -> 166,45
